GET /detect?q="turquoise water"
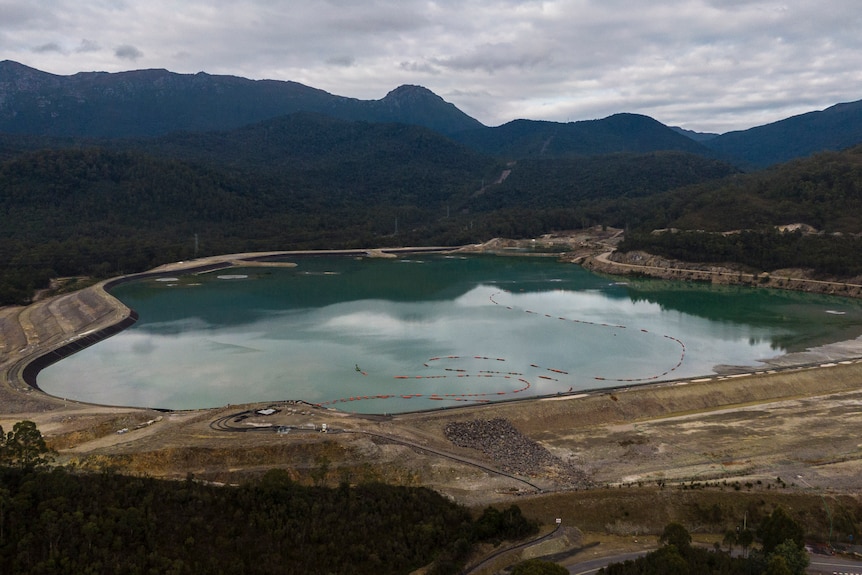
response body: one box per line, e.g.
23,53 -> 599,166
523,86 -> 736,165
38,255 -> 862,413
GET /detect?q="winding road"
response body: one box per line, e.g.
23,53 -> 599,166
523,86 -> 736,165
210,408 -> 545,492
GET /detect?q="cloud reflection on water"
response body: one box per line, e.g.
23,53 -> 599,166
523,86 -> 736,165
36,262 -> 838,412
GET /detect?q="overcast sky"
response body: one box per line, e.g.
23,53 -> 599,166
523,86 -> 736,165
3,0 -> 861,133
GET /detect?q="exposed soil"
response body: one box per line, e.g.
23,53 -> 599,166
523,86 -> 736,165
2,238 -> 862,517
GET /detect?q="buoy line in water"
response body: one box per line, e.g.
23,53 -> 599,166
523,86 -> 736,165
316,289 -> 687,409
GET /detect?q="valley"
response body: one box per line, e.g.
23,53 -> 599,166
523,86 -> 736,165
3,60 -> 862,571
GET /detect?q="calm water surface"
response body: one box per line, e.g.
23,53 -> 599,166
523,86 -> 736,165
38,255 -> 862,413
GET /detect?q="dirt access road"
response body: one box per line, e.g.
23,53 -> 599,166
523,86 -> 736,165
2,240 -> 862,512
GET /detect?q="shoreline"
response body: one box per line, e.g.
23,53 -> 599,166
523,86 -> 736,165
4,241 -> 862,418
581,249 -> 862,300
2,239 -> 862,508
0,247 -> 459,416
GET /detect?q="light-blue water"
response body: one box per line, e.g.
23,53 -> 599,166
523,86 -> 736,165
38,255 -> 862,413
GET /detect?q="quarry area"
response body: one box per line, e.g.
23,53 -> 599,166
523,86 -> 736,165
2,235 -> 862,538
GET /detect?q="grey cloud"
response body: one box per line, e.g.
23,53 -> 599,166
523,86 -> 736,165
434,42 -> 557,74
76,39 -> 100,53
115,45 -> 143,61
399,61 -> 440,75
32,42 -> 64,54
321,0 -> 430,33
326,55 -> 355,67
329,11 -> 428,34
3,0 -> 862,133
0,2 -> 47,25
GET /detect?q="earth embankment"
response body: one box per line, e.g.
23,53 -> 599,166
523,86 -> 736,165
1,240 -> 862,509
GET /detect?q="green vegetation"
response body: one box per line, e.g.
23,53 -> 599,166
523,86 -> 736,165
651,145 -> 862,233
618,229 -> 862,277
451,113 -> 709,158
3,114 -> 862,305
511,558 -> 569,575
472,152 -> 737,211
609,145 -> 862,277
0,118 -> 734,305
0,133 -> 497,304
473,504 -> 539,544
0,422 -> 538,575
1,467 -> 460,574
599,514 -> 810,575
0,420 -> 56,469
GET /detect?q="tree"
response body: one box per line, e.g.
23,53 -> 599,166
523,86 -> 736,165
473,505 -> 538,543
511,558 -> 568,575
758,507 -> 805,554
763,554 -> 793,575
660,522 -> 692,551
644,544 -> 689,575
2,420 -> 55,469
723,528 -> 738,553
770,539 -> 810,575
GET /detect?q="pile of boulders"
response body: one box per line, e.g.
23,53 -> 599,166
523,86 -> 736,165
444,418 -> 592,487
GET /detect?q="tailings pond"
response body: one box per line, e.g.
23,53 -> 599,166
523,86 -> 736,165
38,254 -> 862,413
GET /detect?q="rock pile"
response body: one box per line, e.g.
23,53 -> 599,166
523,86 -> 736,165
444,418 -> 592,487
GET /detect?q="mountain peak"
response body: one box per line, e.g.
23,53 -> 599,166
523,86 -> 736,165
374,84 -> 484,134
0,62 -> 484,137
0,60 -> 54,80
383,84 -> 439,101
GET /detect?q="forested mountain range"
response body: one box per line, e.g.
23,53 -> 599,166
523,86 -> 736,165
703,99 -> 862,169
3,61 -> 862,167
2,61 -> 862,305
449,113 -> 711,158
0,60 -> 482,137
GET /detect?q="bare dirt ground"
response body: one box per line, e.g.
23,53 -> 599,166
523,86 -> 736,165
2,239 -> 862,521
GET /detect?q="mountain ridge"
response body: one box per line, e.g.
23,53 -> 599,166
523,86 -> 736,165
703,99 -> 862,168
0,60 -> 483,138
3,60 -> 862,168
450,113 -> 713,158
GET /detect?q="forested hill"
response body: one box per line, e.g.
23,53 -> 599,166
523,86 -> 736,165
471,152 -> 737,211
703,99 -> 862,169
0,111 -> 740,305
5,61 -> 862,169
450,113 -> 712,159
4,114 -> 862,305
636,144 -> 862,234
127,112 -> 493,186
3,74 -> 862,306
0,60 -> 483,138
617,145 -> 862,278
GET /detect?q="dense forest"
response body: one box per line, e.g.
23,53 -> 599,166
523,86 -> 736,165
0,421 -> 820,575
612,146 -> 862,278
2,114 -> 862,305
0,420 -> 539,575
648,145 -> 862,233
619,229 -> 862,278
0,116 -> 733,305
